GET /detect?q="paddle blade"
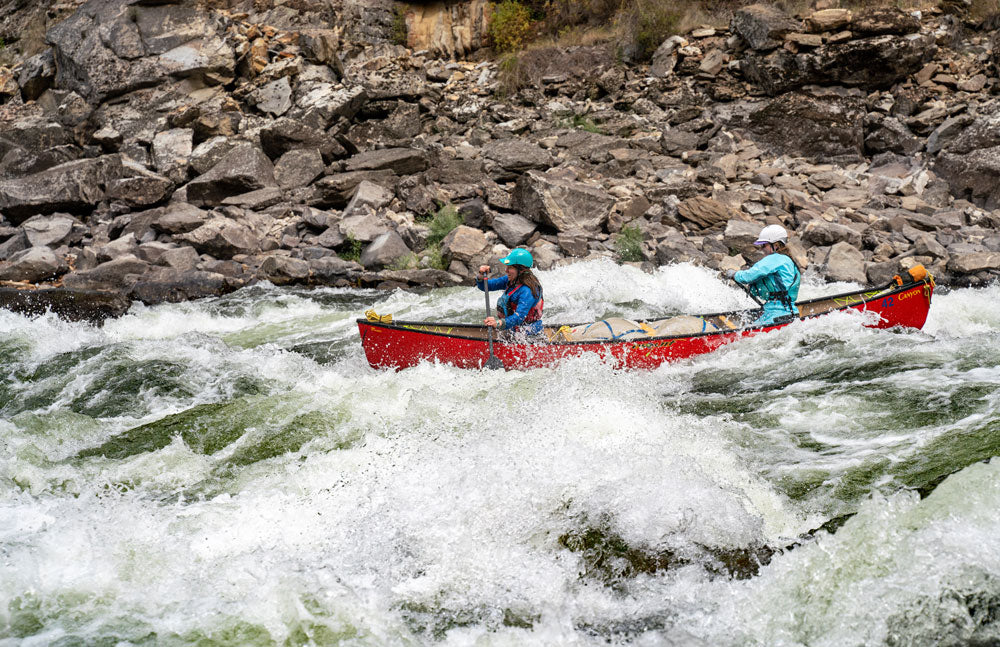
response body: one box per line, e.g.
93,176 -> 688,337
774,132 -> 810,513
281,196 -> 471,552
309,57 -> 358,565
484,355 -> 504,370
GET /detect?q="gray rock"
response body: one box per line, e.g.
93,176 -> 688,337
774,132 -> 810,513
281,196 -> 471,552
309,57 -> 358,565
314,226 -> 346,249
0,246 -> 68,283
378,269 -> 464,288
821,241 -> 867,283
152,204 -> 209,235
557,230 -> 589,257
310,170 -> 397,208
441,225 -> 488,263
801,220 -> 863,248
947,252 -> 1000,274
0,233 -> 29,261
190,137 -> 239,175
61,255 -> 151,290
483,140 -> 554,180
96,233 -> 141,262
492,212 -> 537,247
914,232 -> 947,259
22,214 -> 77,247
723,219 -> 762,252
258,254 -> 311,284
748,91 -> 865,161
344,181 -> 395,217
0,155 -> 124,224
130,268 -> 235,305
360,230 -> 411,269
178,219 -> 260,259
18,49 -> 56,101
741,33 -> 936,96
152,128 -> 193,183
310,256 -> 363,282
339,213 -> 390,243
654,232 -> 709,264
160,245 -> 200,271
259,117 -> 347,163
344,148 -> 430,175
731,4 -> 801,51
293,84 -> 367,129
274,148 -> 325,190
220,187 -> 283,211
186,144 -> 276,207
253,77 -> 293,117
513,170 -> 615,233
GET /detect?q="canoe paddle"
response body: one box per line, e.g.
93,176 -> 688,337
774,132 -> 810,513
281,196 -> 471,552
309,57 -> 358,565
481,271 -> 504,370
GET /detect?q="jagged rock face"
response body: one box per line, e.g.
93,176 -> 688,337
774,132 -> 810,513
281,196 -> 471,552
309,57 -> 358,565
45,0 -> 235,103
513,171 -> 615,233
0,155 -> 124,223
933,107 -> 1000,209
731,4 -> 801,51
405,0 -> 490,58
748,91 -> 866,161
741,33 -> 936,95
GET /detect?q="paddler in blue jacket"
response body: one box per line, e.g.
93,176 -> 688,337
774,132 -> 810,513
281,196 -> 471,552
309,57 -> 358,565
477,248 -> 544,336
725,224 -> 801,327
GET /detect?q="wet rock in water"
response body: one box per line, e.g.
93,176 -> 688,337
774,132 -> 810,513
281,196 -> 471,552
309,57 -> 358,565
310,256 -> 363,283
513,170 -> 615,233
0,286 -> 131,323
130,268 -> 236,304
0,247 -> 69,283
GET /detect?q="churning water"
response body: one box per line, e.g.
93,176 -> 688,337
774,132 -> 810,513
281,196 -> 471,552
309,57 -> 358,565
2,259 -> 999,647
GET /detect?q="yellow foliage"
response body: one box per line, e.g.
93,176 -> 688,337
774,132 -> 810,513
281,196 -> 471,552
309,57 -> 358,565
489,0 -> 535,52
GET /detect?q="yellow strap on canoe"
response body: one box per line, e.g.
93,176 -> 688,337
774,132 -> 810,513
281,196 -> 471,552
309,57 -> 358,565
639,322 -> 655,334
365,309 -> 393,324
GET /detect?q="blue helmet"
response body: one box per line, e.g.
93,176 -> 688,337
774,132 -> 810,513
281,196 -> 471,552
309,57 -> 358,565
500,248 -> 534,268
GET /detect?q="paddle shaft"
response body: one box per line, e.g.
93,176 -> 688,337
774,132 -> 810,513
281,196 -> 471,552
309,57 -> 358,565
733,277 -> 764,307
482,273 -> 502,369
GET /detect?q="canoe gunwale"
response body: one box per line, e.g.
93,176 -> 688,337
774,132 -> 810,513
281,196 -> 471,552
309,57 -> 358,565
357,279 -> 928,347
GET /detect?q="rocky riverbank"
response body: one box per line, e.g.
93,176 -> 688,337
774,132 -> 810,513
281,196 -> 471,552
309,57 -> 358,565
1,0 -> 999,321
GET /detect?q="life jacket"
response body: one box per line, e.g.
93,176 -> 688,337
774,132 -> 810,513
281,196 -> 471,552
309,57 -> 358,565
497,283 -> 543,325
748,254 -> 800,313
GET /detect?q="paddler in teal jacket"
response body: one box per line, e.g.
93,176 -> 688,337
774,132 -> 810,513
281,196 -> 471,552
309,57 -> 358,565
726,224 -> 801,327
476,248 -> 544,336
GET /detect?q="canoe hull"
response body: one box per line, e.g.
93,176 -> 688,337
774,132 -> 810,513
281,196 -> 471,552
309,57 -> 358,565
358,281 -> 933,371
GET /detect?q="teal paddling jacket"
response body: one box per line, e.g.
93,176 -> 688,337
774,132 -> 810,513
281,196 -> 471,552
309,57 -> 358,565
476,276 -> 543,334
734,253 -> 801,326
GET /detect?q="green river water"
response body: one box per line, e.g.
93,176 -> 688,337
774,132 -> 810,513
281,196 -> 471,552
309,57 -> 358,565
2,259 -> 999,647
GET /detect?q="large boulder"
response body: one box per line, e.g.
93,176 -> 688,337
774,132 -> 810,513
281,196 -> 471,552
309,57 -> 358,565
441,225 -> 488,263
130,268 -> 236,304
186,144 -> 276,207
741,33 -> 936,96
933,107 -> 1000,209
61,255 -> 152,290
731,4 -> 801,51
820,242 -> 867,284
0,155 -> 124,224
0,247 -> 69,283
747,91 -> 866,161
482,140 -> 555,180
492,212 -> 537,247
676,196 -> 737,230
801,220 -> 863,248
273,149 -> 326,190
177,218 -> 260,259
46,0 -> 235,103
360,231 -> 411,269
259,118 -> 347,162
343,148 -> 430,175
513,170 -> 615,233
21,214 -> 80,247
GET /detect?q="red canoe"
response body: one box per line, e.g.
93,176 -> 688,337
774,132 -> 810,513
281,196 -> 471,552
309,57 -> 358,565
357,268 -> 935,371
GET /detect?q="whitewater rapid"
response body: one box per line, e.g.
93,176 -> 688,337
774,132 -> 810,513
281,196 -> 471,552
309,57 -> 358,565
2,260 -> 999,646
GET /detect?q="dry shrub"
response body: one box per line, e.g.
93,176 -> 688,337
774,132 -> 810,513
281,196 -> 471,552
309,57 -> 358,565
615,0 -> 683,61
496,45 -> 616,95
969,0 -> 1000,22
489,0 -> 536,52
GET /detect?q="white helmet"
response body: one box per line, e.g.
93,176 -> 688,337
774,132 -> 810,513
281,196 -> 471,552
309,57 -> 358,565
754,224 -> 788,245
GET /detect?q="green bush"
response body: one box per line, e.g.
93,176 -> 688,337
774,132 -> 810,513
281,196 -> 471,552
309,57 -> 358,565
423,243 -> 448,270
561,114 -> 604,133
425,204 -> 463,248
392,7 -> 408,46
615,225 -> 645,263
339,236 -> 363,262
489,0 -> 535,52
